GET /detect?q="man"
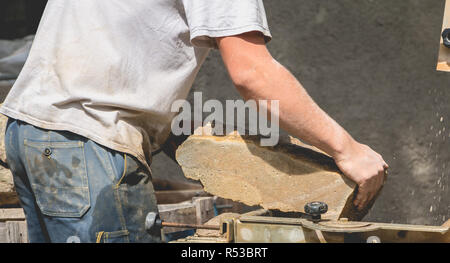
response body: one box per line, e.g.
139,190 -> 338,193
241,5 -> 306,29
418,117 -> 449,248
1,0 -> 388,243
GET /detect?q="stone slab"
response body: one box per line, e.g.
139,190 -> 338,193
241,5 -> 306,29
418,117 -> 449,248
176,129 -> 367,220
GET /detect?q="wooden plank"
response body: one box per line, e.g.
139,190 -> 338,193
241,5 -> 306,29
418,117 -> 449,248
0,209 -> 28,243
158,203 -> 197,234
0,222 -> 7,243
437,0 -> 450,71
0,209 -> 25,222
193,197 -> 215,225
197,197 -> 216,225
6,221 -> 28,243
0,192 -> 20,206
157,197 -> 217,234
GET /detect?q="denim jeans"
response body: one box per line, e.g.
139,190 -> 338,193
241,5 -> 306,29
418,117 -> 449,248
4,119 -> 161,243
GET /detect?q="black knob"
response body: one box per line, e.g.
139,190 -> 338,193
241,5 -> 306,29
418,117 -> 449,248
442,28 -> 450,48
304,201 -> 328,222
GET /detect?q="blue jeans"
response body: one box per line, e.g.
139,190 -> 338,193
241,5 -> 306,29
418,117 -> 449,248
4,119 -> 161,243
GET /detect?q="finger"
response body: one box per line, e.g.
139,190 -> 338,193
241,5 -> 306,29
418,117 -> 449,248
367,173 -> 384,208
353,190 -> 363,207
358,184 -> 375,210
353,184 -> 366,205
354,185 -> 369,209
368,175 -> 382,204
358,196 -> 368,211
364,174 -> 381,209
353,193 -> 360,207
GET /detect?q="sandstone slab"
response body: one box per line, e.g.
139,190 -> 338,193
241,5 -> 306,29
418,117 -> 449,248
176,129 -> 367,220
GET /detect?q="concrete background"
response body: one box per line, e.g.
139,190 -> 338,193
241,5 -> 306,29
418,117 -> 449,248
2,0 -> 449,225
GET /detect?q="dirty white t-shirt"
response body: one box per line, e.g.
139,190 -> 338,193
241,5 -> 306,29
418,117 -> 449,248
0,0 -> 271,170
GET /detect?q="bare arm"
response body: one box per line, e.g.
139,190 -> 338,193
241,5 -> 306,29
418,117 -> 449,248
216,32 -> 388,210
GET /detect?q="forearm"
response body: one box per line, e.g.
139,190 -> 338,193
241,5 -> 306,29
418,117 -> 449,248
235,58 -> 356,159
217,32 -> 387,209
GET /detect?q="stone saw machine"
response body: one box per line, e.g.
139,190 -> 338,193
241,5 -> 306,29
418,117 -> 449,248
145,203 -> 450,243
146,126 -> 450,243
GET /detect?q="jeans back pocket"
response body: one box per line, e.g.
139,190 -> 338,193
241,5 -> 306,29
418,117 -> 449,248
24,139 -> 91,217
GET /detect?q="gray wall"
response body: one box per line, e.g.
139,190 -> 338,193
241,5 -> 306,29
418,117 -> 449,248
153,0 -> 449,225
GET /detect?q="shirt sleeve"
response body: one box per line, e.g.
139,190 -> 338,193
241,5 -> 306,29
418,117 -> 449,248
182,0 -> 272,48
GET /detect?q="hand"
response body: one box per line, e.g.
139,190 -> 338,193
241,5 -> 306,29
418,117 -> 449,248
334,142 -> 388,211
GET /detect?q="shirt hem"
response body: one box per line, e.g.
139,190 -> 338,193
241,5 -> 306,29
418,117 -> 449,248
190,24 -> 272,48
0,106 -> 152,174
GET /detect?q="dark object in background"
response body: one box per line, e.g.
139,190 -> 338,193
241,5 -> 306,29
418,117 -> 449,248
304,201 -> 328,222
0,0 -> 47,39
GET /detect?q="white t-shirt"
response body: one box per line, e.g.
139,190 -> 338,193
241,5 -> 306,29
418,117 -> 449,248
0,0 -> 271,171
